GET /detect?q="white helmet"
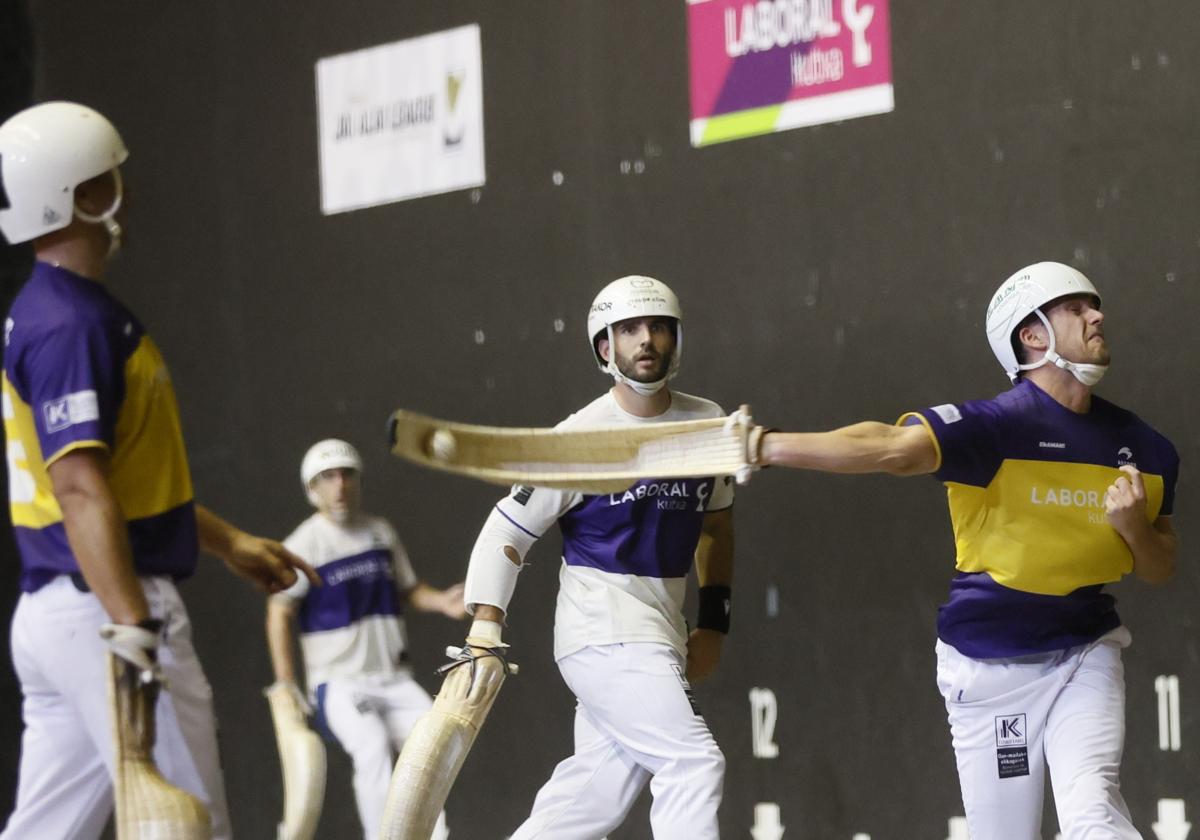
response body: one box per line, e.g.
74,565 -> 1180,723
587,275 -> 682,395
300,439 -> 362,506
0,102 -> 128,247
985,261 -> 1105,386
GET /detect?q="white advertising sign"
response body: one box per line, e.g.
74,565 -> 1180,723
316,24 -> 485,214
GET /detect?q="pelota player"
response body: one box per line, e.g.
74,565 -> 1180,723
0,101 -> 317,839
750,262 -> 1178,839
462,275 -> 735,839
267,439 -> 466,840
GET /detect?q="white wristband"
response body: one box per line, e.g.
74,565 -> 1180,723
469,619 -> 503,645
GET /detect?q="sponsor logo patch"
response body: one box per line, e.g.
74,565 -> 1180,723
42,390 -> 100,433
671,663 -> 702,717
995,714 -> 1029,779
513,485 -> 534,506
931,404 -> 962,424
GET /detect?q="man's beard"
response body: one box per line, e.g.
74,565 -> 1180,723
615,348 -> 673,383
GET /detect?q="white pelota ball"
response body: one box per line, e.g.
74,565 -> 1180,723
429,429 -> 457,461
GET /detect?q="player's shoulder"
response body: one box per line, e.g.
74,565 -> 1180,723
927,382 -> 1029,428
12,265 -> 127,328
282,513 -> 323,551
1092,396 -> 1180,465
556,392 -> 620,429
362,513 -> 399,541
666,390 -> 725,420
7,265 -> 139,358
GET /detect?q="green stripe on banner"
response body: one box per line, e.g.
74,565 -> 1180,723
699,105 -> 784,146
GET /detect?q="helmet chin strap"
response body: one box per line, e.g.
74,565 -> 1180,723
609,367 -> 669,395
73,169 -> 124,258
1017,309 -> 1108,387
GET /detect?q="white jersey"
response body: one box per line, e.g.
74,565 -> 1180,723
494,390 -> 734,660
274,513 -> 419,688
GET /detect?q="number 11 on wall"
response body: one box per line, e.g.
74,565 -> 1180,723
1156,674 -> 1181,752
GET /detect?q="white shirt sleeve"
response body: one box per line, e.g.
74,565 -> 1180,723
493,482 -> 582,537
381,519 -> 419,591
274,526 -> 313,602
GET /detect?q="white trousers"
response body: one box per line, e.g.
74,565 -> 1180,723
0,576 -> 230,839
511,643 -> 726,840
935,627 -> 1138,840
316,671 -> 446,840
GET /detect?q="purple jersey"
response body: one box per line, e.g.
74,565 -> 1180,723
2,263 -> 197,591
902,379 -> 1179,657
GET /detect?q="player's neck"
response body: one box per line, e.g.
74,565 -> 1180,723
318,508 -> 362,526
1023,366 -> 1092,414
610,382 -> 672,418
35,232 -> 107,282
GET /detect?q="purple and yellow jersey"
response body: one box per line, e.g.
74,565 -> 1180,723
901,379 -> 1178,658
2,263 -> 197,592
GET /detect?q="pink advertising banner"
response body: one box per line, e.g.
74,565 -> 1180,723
687,0 -> 893,146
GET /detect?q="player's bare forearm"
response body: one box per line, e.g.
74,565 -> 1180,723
194,504 -> 246,560
266,599 -> 299,684
473,604 -> 506,623
694,508 -> 733,588
408,581 -> 468,619
687,509 -> 733,682
760,422 -> 937,476
1125,516 -> 1178,585
48,449 -> 149,625
195,504 -> 320,592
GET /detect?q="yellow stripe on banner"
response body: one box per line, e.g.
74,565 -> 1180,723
895,412 -> 942,473
698,105 -> 785,146
945,459 -> 1165,596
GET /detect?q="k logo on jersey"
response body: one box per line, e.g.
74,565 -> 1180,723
513,485 -> 534,506
41,390 -> 100,433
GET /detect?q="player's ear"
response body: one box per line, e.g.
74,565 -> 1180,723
1017,322 -> 1047,352
597,338 -> 610,363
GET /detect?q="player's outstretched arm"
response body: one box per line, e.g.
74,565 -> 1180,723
266,598 -> 302,686
688,507 -> 734,683
759,421 -> 938,476
1105,465 -> 1179,585
47,448 -> 150,624
407,581 -> 469,620
195,505 -> 321,593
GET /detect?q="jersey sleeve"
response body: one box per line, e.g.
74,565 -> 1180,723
276,527 -> 313,601
14,320 -> 127,465
898,400 -> 1002,486
382,520 -> 419,591
494,483 -> 581,539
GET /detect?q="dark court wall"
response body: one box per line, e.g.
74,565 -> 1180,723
3,1 -> 1199,837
